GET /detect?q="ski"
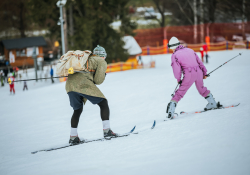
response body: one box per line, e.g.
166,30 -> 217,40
180,103 -> 240,115
151,120 -> 156,129
133,120 -> 156,134
31,126 -> 136,154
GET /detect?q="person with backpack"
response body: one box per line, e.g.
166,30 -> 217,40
166,37 -> 219,119
65,45 -> 117,145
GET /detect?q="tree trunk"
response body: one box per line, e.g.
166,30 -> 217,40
63,7 -> 68,52
200,0 -> 204,43
194,0 -> 197,43
19,1 -> 26,38
69,2 -> 74,47
242,0 -> 246,40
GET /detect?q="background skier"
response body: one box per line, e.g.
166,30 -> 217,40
8,73 -> 15,95
23,80 -> 28,91
0,70 -> 4,87
50,65 -> 54,83
66,45 -> 117,145
166,37 -> 219,119
200,47 -> 204,62
203,43 -> 209,63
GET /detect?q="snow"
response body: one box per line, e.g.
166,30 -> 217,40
122,36 -> 142,55
0,50 -> 250,175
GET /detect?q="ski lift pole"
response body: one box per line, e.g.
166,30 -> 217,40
207,53 -> 242,77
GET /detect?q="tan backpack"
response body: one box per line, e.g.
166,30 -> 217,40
56,50 -> 92,76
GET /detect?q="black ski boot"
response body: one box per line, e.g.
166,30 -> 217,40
103,128 -> 117,139
69,136 -> 80,145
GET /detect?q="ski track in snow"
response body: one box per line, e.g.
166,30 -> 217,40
0,50 -> 250,175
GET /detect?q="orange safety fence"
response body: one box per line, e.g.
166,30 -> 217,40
141,41 -> 249,55
58,59 -> 155,82
106,60 -> 155,73
134,22 -> 250,46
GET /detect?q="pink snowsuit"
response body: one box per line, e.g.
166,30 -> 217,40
171,45 -> 210,102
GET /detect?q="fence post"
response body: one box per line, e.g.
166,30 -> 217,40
247,41 -> 249,49
147,46 -> 150,55
120,63 -> 123,71
226,41 -> 228,50
132,62 -> 134,69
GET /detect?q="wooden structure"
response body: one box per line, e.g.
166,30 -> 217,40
2,36 -> 46,67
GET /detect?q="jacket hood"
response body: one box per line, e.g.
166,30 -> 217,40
174,45 -> 185,53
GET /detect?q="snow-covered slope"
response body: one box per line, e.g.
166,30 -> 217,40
0,50 -> 250,175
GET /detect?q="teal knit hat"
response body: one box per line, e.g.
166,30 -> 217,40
93,45 -> 107,58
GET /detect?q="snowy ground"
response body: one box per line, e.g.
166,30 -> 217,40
0,50 -> 250,175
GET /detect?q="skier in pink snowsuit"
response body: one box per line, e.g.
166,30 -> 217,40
166,37 -> 218,119
171,45 -> 210,102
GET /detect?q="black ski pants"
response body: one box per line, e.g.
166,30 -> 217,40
71,99 -> 110,128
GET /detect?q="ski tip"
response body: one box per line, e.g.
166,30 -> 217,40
151,120 -> 156,129
180,111 -> 185,114
31,151 -> 38,154
130,126 -> 136,133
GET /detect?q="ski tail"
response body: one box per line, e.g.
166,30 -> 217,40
180,103 -> 240,115
151,120 -> 156,129
130,126 -> 136,133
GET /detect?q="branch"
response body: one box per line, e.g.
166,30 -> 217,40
140,0 -> 162,26
74,1 -> 84,17
174,0 -> 193,24
152,0 -> 165,27
187,0 -> 194,11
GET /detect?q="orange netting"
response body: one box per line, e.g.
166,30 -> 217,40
134,22 -> 250,46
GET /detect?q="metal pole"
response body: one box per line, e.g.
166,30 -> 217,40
32,47 -> 38,82
60,5 -> 65,55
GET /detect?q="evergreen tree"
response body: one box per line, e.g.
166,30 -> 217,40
70,0 -> 136,63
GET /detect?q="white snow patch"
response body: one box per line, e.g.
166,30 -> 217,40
0,50 -> 250,175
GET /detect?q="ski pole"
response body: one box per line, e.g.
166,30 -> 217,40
7,67 -> 90,84
8,76 -> 68,84
171,81 -> 182,97
207,53 -> 242,77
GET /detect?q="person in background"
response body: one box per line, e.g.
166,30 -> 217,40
50,65 -> 54,83
23,80 -> 28,91
3,67 -> 8,83
202,43 -> 209,63
166,36 -> 220,119
19,73 -> 22,83
8,73 -> 15,95
0,70 -> 4,87
138,54 -> 143,65
200,47 -> 204,62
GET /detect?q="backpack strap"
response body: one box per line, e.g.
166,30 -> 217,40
86,59 -> 96,73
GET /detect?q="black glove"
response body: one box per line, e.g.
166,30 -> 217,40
178,80 -> 182,84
